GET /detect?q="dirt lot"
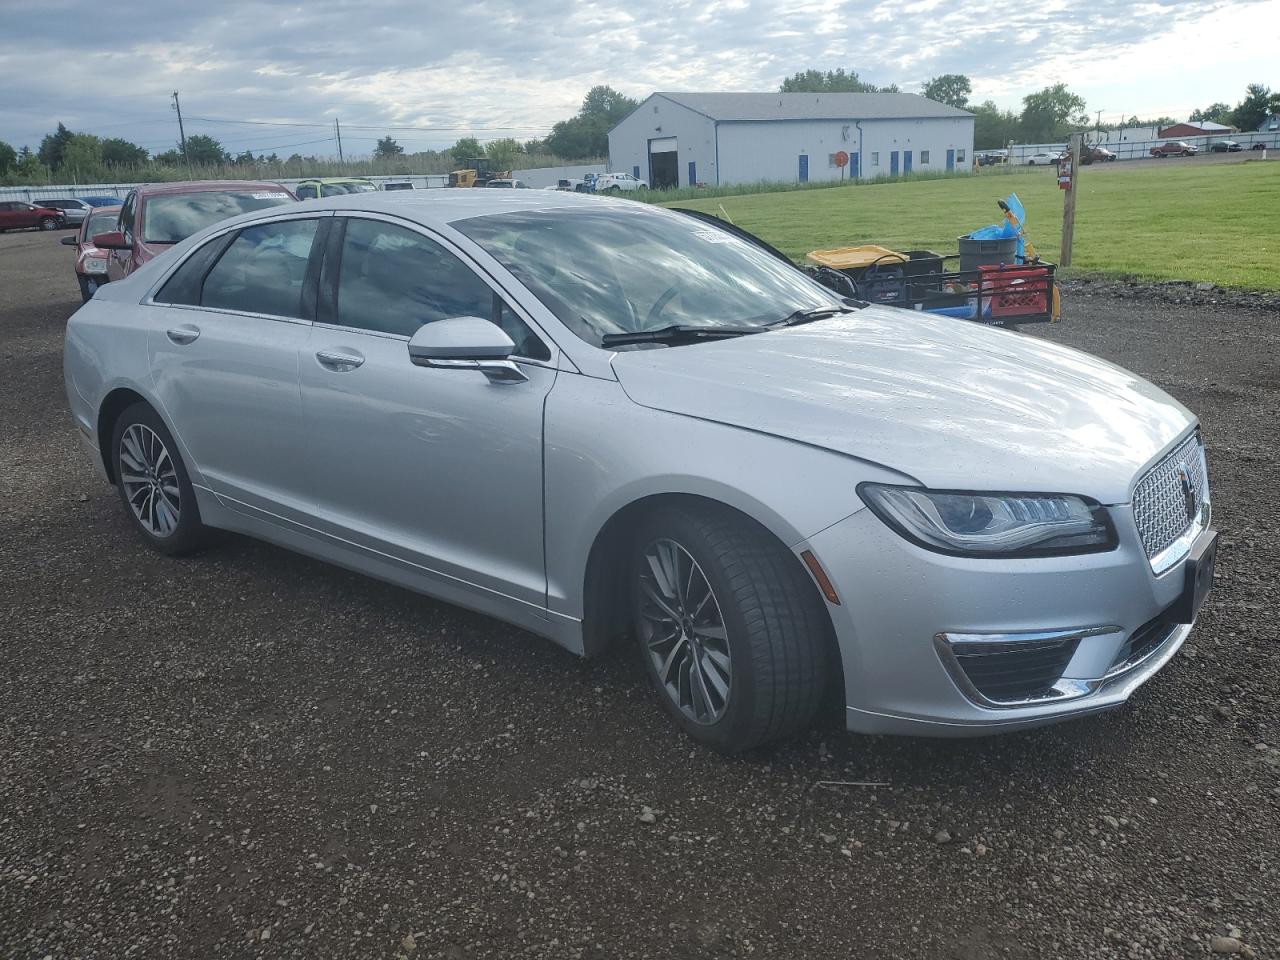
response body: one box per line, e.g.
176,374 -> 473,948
1,227 -> 1277,959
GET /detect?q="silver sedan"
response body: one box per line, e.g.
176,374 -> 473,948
64,191 -> 1216,752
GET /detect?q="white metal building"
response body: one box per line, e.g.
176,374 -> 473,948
608,92 -> 974,188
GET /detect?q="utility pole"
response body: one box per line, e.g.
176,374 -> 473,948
334,118 -> 344,163
1060,132 -> 1083,268
171,91 -> 189,170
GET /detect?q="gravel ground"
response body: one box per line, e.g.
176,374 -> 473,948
2,228 -> 1277,960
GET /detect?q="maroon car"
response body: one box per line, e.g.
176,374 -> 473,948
0,200 -> 65,232
60,205 -> 122,301
1150,140 -> 1198,158
92,180 -> 295,282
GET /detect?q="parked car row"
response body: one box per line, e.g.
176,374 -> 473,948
553,172 -> 650,193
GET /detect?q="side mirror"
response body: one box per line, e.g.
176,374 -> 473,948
61,235 -> 77,246
92,231 -> 130,250
407,316 -> 527,384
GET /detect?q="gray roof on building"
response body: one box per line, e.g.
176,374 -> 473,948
651,91 -> 972,121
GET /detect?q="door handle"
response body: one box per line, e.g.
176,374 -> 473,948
315,350 -> 365,372
166,325 -> 200,345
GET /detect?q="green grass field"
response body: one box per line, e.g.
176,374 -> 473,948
662,160 -> 1280,290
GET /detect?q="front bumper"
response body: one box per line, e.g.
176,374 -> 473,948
801,504 -> 1203,736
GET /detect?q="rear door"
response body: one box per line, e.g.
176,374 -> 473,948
146,213 -> 327,523
0,202 -> 17,230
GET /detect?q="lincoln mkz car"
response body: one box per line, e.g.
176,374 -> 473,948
64,192 -> 1216,753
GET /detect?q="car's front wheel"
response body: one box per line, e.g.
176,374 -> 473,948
110,402 -> 209,555
631,504 -> 831,753
77,274 -> 100,302
39,217 -> 58,230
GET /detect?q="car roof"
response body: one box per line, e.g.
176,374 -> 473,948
299,177 -> 375,185
222,189 -> 641,230
132,179 -> 291,198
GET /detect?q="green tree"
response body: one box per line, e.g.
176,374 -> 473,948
37,122 -> 75,170
1189,102 -> 1232,125
1019,84 -> 1087,142
522,138 -> 546,155
60,133 -> 103,175
484,137 -> 522,171
374,135 -> 404,159
921,74 -> 972,109
971,100 -> 1022,149
233,150 -> 257,165
779,68 -> 898,93
450,137 -> 484,162
101,137 -> 148,167
543,85 -> 638,159
154,148 -> 183,165
1230,83 -> 1280,132
14,145 -> 46,180
184,134 -> 227,164
0,140 -> 16,175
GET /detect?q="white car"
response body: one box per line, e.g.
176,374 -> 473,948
1024,152 -> 1061,166
595,172 -> 648,192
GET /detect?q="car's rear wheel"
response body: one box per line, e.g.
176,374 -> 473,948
111,402 -> 209,555
39,217 -> 58,230
608,185 -> 621,193
630,504 -> 830,753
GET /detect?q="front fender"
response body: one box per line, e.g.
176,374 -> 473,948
544,374 -> 912,621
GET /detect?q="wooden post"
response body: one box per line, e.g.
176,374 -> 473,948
1060,133 -> 1083,267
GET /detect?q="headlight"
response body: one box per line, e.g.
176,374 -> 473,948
83,257 -> 108,274
857,483 -> 1117,557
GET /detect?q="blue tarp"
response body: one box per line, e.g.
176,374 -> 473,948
967,193 -> 1027,261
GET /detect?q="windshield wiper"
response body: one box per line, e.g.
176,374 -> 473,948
765,305 -> 859,329
600,324 -> 763,348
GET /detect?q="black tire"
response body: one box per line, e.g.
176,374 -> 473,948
77,274 -> 99,302
110,402 -> 209,555
39,217 -> 58,231
607,185 -> 621,193
630,504 -> 831,753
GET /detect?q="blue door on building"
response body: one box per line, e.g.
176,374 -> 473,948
945,149 -> 955,171
798,154 -> 809,182
851,152 -> 859,177
633,165 -> 641,179
903,151 -> 912,174
688,161 -> 696,186
890,151 -> 899,176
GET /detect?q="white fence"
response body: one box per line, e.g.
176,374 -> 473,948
999,130 -> 1279,164
510,163 -> 607,188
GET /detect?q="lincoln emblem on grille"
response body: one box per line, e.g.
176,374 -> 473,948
1178,467 -> 1197,522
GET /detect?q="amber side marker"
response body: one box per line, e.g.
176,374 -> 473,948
800,550 -> 841,605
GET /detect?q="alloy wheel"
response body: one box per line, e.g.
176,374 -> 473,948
119,423 -> 181,537
637,538 -> 732,725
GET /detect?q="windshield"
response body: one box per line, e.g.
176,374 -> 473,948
85,210 -> 120,239
320,181 -> 377,196
454,206 -> 841,347
141,190 -> 294,243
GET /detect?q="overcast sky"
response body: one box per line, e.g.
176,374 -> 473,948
2,0 -> 1277,158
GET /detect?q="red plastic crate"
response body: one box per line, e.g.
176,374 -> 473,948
977,265 -> 1049,317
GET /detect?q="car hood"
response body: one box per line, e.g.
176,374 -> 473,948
610,307 -> 1194,504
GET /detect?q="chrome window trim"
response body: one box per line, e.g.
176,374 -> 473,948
155,302 -> 313,327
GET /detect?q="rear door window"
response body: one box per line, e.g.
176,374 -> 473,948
198,219 -> 320,319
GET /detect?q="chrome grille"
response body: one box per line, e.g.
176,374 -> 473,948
1132,434 -> 1208,561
